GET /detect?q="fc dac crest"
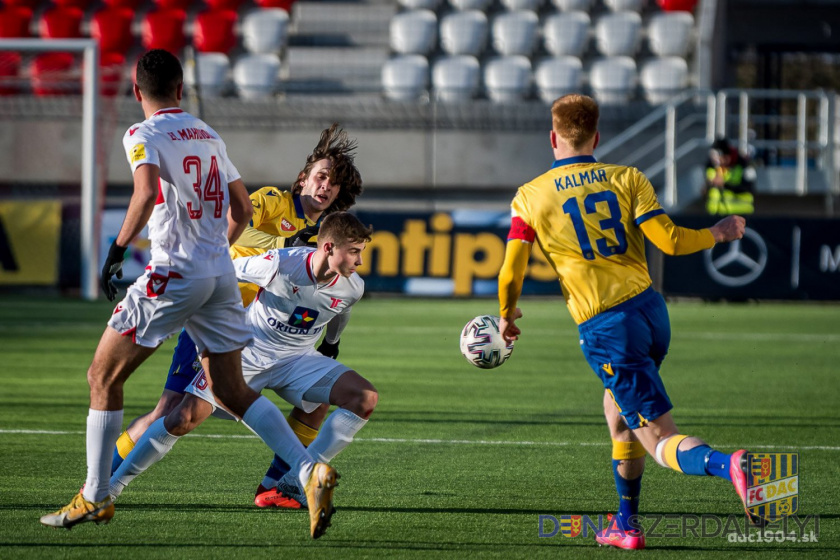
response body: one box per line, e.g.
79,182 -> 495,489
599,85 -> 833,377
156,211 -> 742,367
559,515 -> 582,537
747,452 -> 798,522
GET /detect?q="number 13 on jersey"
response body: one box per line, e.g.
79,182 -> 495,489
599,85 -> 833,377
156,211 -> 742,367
562,190 -> 627,260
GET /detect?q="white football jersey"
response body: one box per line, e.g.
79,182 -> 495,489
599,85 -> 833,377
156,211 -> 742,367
123,108 -> 241,278
234,247 -> 364,356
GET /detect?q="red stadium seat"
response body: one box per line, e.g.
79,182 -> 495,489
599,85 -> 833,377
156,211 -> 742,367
91,7 -> 135,56
656,0 -> 697,11
154,0 -> 194,10
52,0 -> 95,9
102,0 -> 144,9
255,0 -> 296,11
98,51 -> 127,96
2,0 -> 40,9
39,6 -> 83,39
204,0 -> 245,10
142,8 -> 187,54
0,5 -> 32,38
31,52 -> 78,96
0,52 -> 23,95
193,9 -> 237,54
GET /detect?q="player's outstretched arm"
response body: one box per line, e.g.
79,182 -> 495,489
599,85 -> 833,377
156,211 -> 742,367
227,178 -> 254,245
639,214 -> 717,256
708,215 -> 746,244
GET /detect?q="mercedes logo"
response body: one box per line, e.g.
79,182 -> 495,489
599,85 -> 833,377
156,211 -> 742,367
703,227 -> 768,287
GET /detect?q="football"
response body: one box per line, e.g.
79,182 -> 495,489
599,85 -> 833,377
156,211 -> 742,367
459,315 -> 514,369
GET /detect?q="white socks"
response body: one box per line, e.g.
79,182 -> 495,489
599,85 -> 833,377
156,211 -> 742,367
109,417 -> 180,499
308,408 -> 368,463
83,409 -> 123,503
242,396 -> 315,488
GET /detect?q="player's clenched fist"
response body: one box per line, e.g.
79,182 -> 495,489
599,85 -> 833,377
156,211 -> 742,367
709,215 -> 746,244
101,241 -> 127,301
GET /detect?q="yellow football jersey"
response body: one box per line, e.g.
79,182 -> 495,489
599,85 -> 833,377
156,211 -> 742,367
509,156 -> 665,324
230,187 -> 316,306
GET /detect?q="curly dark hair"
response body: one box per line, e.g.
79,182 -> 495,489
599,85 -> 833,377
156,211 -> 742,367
291,123 -> 363,214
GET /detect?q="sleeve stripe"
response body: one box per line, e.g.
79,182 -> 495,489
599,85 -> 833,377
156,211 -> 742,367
634,208 -> 666,226
508,216 -> 536,242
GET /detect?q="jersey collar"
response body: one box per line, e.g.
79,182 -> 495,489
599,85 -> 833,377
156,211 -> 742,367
293,194 -> 321,226
151,107 -> 184,117
305,251 -> 340,288
551,155 -> 597,169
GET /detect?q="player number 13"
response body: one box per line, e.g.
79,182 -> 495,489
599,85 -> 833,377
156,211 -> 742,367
562,191 -> 627,260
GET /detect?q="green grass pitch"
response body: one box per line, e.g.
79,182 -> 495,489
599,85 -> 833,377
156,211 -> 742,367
0,294 -> 837,558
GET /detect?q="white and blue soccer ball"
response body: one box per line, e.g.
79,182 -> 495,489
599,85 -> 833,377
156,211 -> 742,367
459,315 -> 514,369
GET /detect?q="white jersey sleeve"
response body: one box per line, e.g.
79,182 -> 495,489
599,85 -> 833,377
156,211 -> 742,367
123,125 -> 160,173
233,250 -> 282,287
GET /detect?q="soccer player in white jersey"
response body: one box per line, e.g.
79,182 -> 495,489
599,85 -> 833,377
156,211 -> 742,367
109,212 -> 377,537
41,50 -> 338,539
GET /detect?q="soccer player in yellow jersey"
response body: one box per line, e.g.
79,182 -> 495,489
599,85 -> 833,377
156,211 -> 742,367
109,124 -> 363,509
498,95 -> 753,550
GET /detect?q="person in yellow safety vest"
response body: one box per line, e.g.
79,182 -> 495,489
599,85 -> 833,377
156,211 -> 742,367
705,137 -> 756,215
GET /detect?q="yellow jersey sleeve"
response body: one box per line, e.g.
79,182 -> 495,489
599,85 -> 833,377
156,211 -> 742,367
639,214 -> 715,255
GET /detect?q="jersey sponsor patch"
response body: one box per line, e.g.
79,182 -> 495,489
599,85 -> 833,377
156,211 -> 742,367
130,143 -> 146,163
280,218 -> 295,232
508,216 -> 536,242
289,306 -> 319,331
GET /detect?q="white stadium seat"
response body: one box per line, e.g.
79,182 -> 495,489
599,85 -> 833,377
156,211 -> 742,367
543,10 -> 590,57
640,56 -> 688,104
594,10 -> 642,56
483,55 -> 532,102
242,9 -> 289,55
185,52 -> 230,98
500,0 -> 545,12
604,0 -> 645,12
233,53 -> 281,100
432,54 -> 480,102
448,0 -> 492,11
647,11 -> 694,57
382,54 -> 429,101
491,10 -> 539,56
534,55 -> 582,104
590,55 -> 637,104
549,0 -> 593,11
440,10 -> 488,56
398,0 -> 441,10
390,10 -> 437,56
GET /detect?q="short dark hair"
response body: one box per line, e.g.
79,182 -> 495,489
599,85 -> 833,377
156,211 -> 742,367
318,212 -> 372,246
551,94 -> 599,150
292,123 -> 363,213
135,49 -> 183,102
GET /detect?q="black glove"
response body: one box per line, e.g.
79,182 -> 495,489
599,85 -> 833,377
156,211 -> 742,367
287,225 -> 320,248
317,339 -> 340,359
101,241 -> 127,301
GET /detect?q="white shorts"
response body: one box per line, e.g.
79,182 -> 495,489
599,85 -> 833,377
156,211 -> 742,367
185,345 -> 349,419
108,268 -> 251,353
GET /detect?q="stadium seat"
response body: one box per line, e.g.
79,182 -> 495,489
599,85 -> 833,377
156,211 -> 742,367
590,55 -> 636,104
193,9 -> 238,54
534,55 -> 582,103
390,10 -> 437,56
647,11 -> 694,57
255,0 -> 295,9
594,11 -> 641,56
91,7 -> 135,56
382,54 -> 429,101
53,0 -> 94,9
543,10 -> 590,57
142,8 -> 187,54
657,0 -> 697,11
432,54 -> 480,102
98,51 -> 127,96
153,0 -> 194,9
2,0 -> 39,8
31,52 -> 78,96
242,9 -> 289,55
101,0 -> 144,9
500,0 -> 544,12
549,0 -> 593,12
0,5 -> 32,38
604,0 -> 645,12
0,53 -> 22,95
448,0 -> 492,12
397,0 -> 441,9
233,53 -> 280,99
204,0 -> 246,9
483,55 -> 531,103
39,6 -> 83,39
185,52 -> 230,98
439,10 -> 487,56
491,10 -> 539,56
640,56 -> 688,104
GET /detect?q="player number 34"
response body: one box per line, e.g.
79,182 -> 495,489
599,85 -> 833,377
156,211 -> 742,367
183,155 -> 224,219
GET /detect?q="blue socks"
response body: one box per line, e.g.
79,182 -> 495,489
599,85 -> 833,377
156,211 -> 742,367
612,460 -> 642,531
676,445 -> 732,481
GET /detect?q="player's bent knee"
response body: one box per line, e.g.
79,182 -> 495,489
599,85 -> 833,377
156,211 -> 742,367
358,389 -> 378,419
